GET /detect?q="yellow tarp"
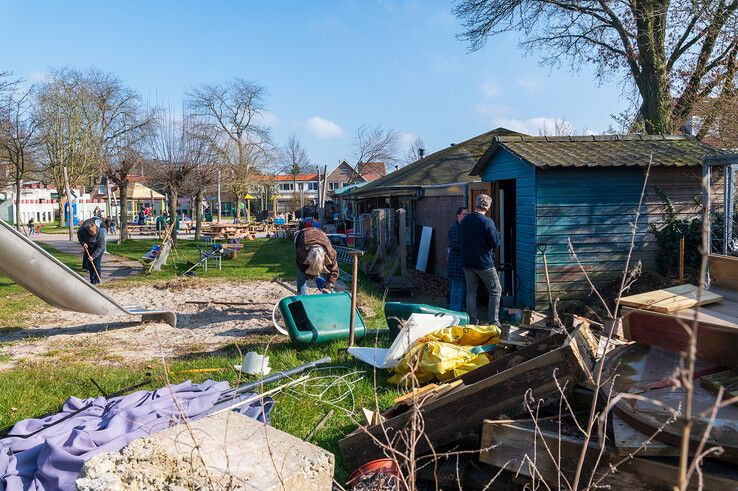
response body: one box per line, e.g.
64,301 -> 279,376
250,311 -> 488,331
388,324 -> 501,385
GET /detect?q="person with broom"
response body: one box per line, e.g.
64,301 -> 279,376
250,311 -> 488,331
77,217 -> 106,285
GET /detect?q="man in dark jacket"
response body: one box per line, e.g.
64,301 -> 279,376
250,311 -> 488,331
447,206 -> 469,312
460,194 -> 501,325
77,217 -> 106,285
294,227 -> 340,295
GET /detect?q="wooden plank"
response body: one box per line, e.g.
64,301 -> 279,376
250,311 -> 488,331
611,412 -> 679,457
480,419 -> 737,490
710,254 -> 738,291
479,420 -> 650,489
621,308 -> 738,369
338,326 -> 597,470
620,284 -> 723,313
700,370 -> 738,405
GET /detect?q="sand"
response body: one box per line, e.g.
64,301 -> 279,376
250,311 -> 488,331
0,277 -> 339,370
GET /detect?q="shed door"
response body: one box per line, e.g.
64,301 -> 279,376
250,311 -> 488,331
468,182 -> 496,219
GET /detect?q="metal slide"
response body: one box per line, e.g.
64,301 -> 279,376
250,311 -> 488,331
0,219 -> 177,327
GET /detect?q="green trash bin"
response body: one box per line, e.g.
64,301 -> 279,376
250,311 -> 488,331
278,292 -> 366,348
384,303 -> 469,340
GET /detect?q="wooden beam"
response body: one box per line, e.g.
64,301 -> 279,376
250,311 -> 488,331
479,419 -> 738,490
338,326 -> 597,470
710,254 -> 738,291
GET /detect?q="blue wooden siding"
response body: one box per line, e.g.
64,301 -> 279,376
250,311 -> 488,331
480,149 -> 537,307
535,167 -> 650,306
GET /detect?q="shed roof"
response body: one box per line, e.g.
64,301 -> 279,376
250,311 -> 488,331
470,134 -> 728,175
349,128 -> 521,197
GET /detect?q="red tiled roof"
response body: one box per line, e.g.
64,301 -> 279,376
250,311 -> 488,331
274,173 -> 319,181
358,161 -> 386,180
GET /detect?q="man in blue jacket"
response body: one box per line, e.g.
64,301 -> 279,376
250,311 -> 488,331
77,217 -> 106,285
460,194 -> 502,325
447,206 -> 469,312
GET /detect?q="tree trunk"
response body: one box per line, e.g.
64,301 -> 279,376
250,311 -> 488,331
633,1 -> 671,134
168,189 -> 178,245
119,180 -> 129,243
194,189 -> 203,241
638,72 -> 672,134
58,197 -> 65,227
14,178 -> 21,230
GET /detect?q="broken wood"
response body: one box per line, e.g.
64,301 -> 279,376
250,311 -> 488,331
393,380 -> 463,406
338,326 -> 598,470
479,419 -> 738,490
700,369 -> 738,406
611,412 -> 679,457
620,284 -> 722,313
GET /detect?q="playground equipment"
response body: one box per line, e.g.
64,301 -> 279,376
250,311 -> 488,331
0,219 -> 177,327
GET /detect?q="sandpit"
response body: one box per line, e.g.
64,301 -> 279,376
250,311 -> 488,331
0,278 -> 339,370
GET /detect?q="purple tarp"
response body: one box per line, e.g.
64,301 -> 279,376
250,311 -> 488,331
0,380 -> 273,491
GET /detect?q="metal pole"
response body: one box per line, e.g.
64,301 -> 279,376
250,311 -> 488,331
679,235 -> 685,284
348,250 -> 364,347
63,166 -> 73,241
220,356 -> 331,399
217,170 -> 222,223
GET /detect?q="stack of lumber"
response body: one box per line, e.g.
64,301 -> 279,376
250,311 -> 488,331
338,312 -> 738,490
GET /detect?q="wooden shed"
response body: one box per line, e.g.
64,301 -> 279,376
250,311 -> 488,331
469,134 -> 729,308
347,128 -> 519,276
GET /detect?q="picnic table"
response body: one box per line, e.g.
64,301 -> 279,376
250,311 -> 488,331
203,223 -> 255,241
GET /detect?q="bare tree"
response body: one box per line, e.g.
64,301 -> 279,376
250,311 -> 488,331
538,118 -> 576,136
281,134 -> 311,212
188,78 -> 271,171
36,68 -> 99,229
148,109 -> 209,244
0,80 -> 40,230
352,124 -> 399,180
188,78 -> 274,222
403,136 -> 426,166
455,0 -> 738,134
83,69 -> 156,242
181,127 -> 218,241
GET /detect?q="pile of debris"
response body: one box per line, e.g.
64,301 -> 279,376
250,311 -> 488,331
340,303 -> 738,490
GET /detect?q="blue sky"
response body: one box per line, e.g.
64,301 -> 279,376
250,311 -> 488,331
4,1 -> 628,170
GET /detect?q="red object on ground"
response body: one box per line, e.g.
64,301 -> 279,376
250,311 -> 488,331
346,458 -> 403,488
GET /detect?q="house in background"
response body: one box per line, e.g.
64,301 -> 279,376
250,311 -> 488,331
683,97 -> 738,150
469,134 -> 728,308
0,181 -> 106,224
326,161 -> 361,195
346,128 -> 520,276
357,161 -> 387,181
274,173 -> 319,213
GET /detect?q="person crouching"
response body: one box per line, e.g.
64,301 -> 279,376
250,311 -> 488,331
294,227 -> 339,295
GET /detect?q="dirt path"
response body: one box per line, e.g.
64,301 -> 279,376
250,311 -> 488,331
0,278 -> 324,370
33,233 -> 143,282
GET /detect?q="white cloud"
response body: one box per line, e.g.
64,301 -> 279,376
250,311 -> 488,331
305,116 -> 345,139
475,104 -> 577,135
481,80 -> 501,99
516,75 -> 544,93
256,111 -> 280,127
397,131 -> 417,152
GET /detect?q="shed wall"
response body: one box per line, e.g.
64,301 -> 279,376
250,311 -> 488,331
534,166 -> 703,307
480,149 -> 537,307
414,194 -> 466,276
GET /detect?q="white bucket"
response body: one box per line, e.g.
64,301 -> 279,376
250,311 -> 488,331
240,352 -> 271,376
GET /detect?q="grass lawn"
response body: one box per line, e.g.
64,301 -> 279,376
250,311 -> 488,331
0,243 -> 81,330
0,237 -> 398,480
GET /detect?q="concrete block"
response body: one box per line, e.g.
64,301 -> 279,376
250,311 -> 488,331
78,412 -> 334,491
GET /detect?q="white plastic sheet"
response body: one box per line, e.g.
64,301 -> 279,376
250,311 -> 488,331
348,313 -> 460,369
